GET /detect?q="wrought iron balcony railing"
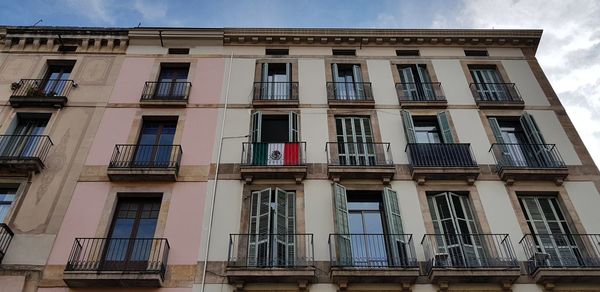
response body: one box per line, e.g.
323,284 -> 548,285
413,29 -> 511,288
406,143 -> 477,168
327,82 -> 373,101
329,233 -> 417,268
422,234 -> 519,273
0,224 -> 14,264
396,82 -> 446,102
227,233 -> 314,268
109,144 -> 182,170
141,81 -> 191,101
0,135 -> 53,165
326,142 -> 393,166
253,82 -> 299,101
489,143 -> 566,171
241,142 -> 306,166
65,237 -> 170,280
11,79 -> 74,98
520,233 -> 600,273
470,83 -> 523,103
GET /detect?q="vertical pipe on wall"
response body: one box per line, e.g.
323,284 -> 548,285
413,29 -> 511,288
200,51 -> 234,292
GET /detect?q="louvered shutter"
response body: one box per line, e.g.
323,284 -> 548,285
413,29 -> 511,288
401,110 -> 416,144
333,183 -> 351,266
248,188 -> 271,266
383,187 -> 407,266
437,111 -> 455,143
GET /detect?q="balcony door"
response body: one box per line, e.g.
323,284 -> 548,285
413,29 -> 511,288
103,198 -> 161,271
469,67 -> 508,100
42,62 -> 74,96
519,196 -> 581,267
335,117 -> 375,166
156,65 -> 189,98
398,64 -> 434,100
249,112 -> 299,166
247,188 -> 295,267
261,63 -> 291,100
428,192 -> 484,267
332,64 -> 365,100
1,116 -> 48,158
133,120 -> 176,167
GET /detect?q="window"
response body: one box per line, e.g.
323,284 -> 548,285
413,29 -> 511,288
335,116 -> 375,166
331,64 -> 366,100
259,63 -> 292,100
396,50 -> 420,57
168,48 -> 190,55
133,118 -> 177,167
1,114 -> 50,158
333,184 -> 407,267
42,61 -> 75,95
249,112 -> 300,166
397,64 -> 435,100
156,64 -> 189,98
265,49 -> 289,55
0,188 -> 17,222
469,65 -> 511,101
401,111 -> 454,144
332,49 -> 356,56
247,188 -> 295,266
464,49 -> 488,57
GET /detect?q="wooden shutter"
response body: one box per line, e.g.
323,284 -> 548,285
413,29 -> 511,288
437,111 -> 455,143
289,111 -> 299,142
248,188 -> 271,266
383,187 -> 406,265
333,183 -> 351,265
520,113 -> 546,145
401,110 -> 416,144
251,111 -> 262,142
352,65 -> 364,99
488,117 -> 505,143
274,188 -> 295,266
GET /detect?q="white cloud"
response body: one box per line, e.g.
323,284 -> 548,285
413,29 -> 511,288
133,0 -> 167,22
62,0 -> 114,24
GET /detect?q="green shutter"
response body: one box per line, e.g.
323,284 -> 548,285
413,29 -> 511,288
333,183 -> 351,266
251,111 -> 262,142
261,63 -> 269,99
383,187 -> 406,266
248,188 -> 271,266
289,111 -> 299,142
274,188 -> 295,266
488,117 -> 504,144
352,65 -> 364,99
437,111 -> 455,143
401,110 -> 416,144
520,112 -> 546,145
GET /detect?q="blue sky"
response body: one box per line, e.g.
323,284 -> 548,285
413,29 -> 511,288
1,0 -> 600,166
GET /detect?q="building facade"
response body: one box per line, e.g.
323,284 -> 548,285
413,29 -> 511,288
0,27 -> 598,292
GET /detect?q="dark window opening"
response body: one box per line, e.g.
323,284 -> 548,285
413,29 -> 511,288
264,63 -> 289,81
0,187 -> 17,222
168,48 -> 190,55
265,49 -> 289,55
261,115 -> 289,143
333,49 -> 356,56
58,45 -> 77,52
156,64 -> 189,97
396,50 -> 420,56
464,50 -> 489,57
413,116 -> 442,144
133,118 -> 177,167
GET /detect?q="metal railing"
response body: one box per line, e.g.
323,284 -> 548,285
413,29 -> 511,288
469,83 -> 523,103
109,144 -> 183,171
65,238 -> 170,280
422,234 -> 518,273
489,143 -> 566,171
520,234 -> 600,273
0,224 -> 14,264
241,142 -> 306,166
0,135 -> 54,165
326,142 -> 393,166
141,81 -> 191,101
396,82 -> 446,102
227,233 -> 314,268
329,234 -> 417,268
327,82 -> 373,101
11,79 -> 74,98
406,143 -> 477,168
253,82 -> 299,101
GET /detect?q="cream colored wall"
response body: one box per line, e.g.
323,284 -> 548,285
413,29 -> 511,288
306,284 -> 337,292
126,45 -> 168,54
475,181 -> 526,259
378,109 -> 408,163
221,58 -> 255,104
289,47 -> 331,55
488,47 -> 524,57
391,181 -> 427,260
212,108 -> 250,164
304,180 -> 335,260
502,60 -> 549,106
449,109 -> 495,164
301,108 -> 328,163
357,47 -> 396,57
420,47 -> 465,57
195,284 -> 234,292
431,60 -> 475,105
298,59 -> 327,104
0,276 -> 25,292
199,180 -> 243,261
224,46 -> 266,55
528,110 -> 582,165
367,59 -> 397,105
564,181 -> 600,234
190,46 -> 225,55
2,234 -> 55,265
512,284 -> 544,292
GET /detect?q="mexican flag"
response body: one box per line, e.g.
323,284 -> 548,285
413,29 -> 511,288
252,143 -> 300,166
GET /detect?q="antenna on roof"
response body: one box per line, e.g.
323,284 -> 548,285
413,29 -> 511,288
32,19 -> 43,27
137,22 -> 142,28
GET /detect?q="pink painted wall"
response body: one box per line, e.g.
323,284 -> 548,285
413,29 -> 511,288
163,182 -> 206,264
181,109 -> 218,165
38,288 -> 192,292
85,108 -> 136,165
110,58 -> 154,103
47,182 -> 111,265
189,58 -> 225,104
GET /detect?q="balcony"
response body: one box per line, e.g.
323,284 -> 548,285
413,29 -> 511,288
490,143 -> 568,185
240,142 -> 306,183
226,233 -> 315,284
107,144 -> 182,181
469,83 -> 524,108
139,81 -> 191,107
326,142 -> 395,183
422,234 -> 520,285
0,135 -> 53,173
396,82 -> 447,108
328,234 -> 419,286
406,143 -> 479,184
10,79 -> 74,108
252,82 -> 299,107
64,238 -> 170,287
0,224 -> 14,264
520,234 -> 600,284
326,82 -> 374,108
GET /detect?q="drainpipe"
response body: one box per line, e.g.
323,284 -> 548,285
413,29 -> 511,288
200,51 -> 234,292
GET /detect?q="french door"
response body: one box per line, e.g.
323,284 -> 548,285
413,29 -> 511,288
470,68 -> 508,100
398,64 -> 434,100
335,117 -> 375,166
133,121 -> 176,167
428,192 -> 484,267
332,64 -> 365,100
156,66 -> 188,98
42,64 -> 73,95
103,198 -> 160,270
1,117 -> 48,158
